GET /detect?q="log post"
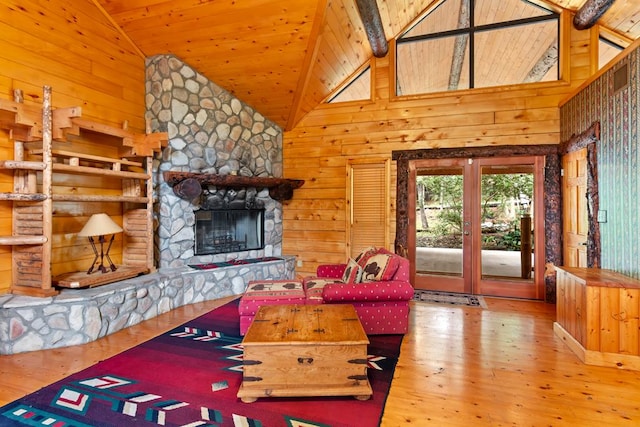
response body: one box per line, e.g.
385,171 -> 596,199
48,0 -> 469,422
573,0 -> 616,30
520,214 -> 532,279
355,0 -> 388,58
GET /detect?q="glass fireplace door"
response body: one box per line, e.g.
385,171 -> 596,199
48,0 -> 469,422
195,209 -> 264,255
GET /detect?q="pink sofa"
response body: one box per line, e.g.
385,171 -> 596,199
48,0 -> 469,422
303,247 -> 413,335
239,248 -> 413,335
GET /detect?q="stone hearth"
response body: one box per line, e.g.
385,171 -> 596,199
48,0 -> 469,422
0,257 -> 295,354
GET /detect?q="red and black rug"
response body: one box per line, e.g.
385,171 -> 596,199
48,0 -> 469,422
0,300 -> 402,426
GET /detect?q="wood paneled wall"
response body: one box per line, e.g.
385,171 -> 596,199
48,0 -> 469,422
0,0 -> 146,293
283,14 -> 596,277
0,4 -> 600,291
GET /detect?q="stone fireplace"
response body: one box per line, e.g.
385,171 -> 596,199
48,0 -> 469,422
145,54 -> 284,268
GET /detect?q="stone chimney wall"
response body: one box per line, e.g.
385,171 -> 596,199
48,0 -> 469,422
145,54 -> 284,268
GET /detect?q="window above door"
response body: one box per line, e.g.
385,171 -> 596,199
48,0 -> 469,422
396,0 -> 560,96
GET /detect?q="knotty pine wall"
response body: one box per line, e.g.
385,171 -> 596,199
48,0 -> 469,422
0,0 -> 146,293
283,14 -> 597,278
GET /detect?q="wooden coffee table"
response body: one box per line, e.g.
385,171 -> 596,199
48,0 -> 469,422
237,304 -> 372,403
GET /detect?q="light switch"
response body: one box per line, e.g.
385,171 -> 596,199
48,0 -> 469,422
597,210 -> 607,223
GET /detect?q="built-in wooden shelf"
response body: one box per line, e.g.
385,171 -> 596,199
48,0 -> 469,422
0,86 -> 166,297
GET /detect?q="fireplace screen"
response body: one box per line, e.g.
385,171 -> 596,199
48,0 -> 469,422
194,209 -> 264,255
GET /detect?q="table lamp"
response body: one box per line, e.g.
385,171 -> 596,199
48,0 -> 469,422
78,213 -> 123,274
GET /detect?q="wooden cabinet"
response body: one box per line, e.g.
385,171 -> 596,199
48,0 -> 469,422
554,266 -> 640,370
0,87 -> 167,296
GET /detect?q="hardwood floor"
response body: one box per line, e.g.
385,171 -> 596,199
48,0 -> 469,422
0,296 -> 236,407
2,296 -> 639,425
383,298 -> 640,426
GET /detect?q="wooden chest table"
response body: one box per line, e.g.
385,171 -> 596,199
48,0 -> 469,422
237,304 -> 372,403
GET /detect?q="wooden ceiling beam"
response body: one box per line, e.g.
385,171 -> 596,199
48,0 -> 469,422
355,0 -> 388,58
286,0 -> 329,131
573,0 -> 616,30
524,41 -> 559,83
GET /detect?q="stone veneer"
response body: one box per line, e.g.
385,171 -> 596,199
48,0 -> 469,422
0,257 -> 296,354
145,54 -> 285,268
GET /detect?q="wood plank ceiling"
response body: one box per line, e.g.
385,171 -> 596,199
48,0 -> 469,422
95,0 -> 640,131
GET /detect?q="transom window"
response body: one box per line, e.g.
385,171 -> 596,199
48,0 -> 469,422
396,0 -> 560,96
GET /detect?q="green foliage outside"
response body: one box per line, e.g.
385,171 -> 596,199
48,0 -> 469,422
416,173 -> 533,251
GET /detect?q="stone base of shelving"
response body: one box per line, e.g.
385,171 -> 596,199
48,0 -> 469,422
0,256 -> 296,355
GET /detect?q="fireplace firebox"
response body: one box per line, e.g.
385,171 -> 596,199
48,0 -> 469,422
194,209 -> 265,255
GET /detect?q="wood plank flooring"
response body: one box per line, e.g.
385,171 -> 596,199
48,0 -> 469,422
1,296 -> 639,425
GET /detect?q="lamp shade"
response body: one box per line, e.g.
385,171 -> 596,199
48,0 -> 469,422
78,213 -> 123,237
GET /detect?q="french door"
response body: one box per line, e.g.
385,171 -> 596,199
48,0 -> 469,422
407,156 -> 545,299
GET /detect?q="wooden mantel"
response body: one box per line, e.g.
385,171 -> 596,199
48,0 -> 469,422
163,171 -> 304,201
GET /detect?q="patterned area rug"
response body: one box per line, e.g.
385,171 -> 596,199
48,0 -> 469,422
413,290 -> 488,308
0,299 -> 402,427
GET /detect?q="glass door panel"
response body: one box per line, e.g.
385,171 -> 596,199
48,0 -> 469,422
475,157 -> 545,299
479,164 -> 534,280
417,167 -> 464,276
411,159 -> 471,293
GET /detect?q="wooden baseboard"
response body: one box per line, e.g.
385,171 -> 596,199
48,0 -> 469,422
554,322 -> 640,371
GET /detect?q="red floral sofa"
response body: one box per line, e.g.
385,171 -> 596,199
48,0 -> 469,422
303,247 -> 414,335
238,247 -> 413,335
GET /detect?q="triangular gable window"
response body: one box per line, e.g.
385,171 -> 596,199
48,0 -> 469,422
397,0 -> 559,96
599,35 -> 625,69
327,67 -> 371,103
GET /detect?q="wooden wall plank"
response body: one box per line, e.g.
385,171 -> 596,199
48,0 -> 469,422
283,14 -> 594,277
0,0 -> 146,294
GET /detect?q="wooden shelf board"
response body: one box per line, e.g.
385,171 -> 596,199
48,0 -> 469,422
0,193 -> 47,201
52,194 -> 149,203
53,266 -> 148,289
52,163 -> 149,179
0,235 -> 48,245
0,160 -> 46,170
29,149 -> 143,168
